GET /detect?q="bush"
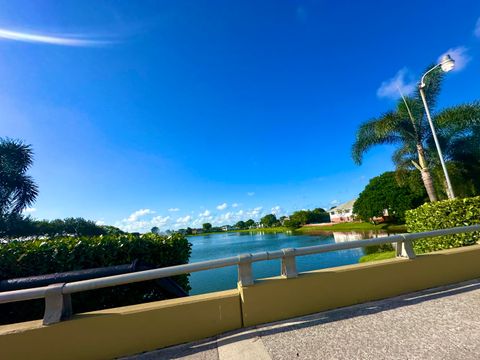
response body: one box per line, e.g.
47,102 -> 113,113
364,243 -> 394,255
405,196 -> 480,253
0,233 -> 191,324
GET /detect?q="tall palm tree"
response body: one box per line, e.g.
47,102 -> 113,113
352,68 -> 480,202
0,138 -> 38,215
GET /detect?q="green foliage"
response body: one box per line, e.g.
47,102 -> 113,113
285,208 -> 329,229
245,219 -> 256,228
0,216 -> 111,239
364,243 -> 394,255
0,138 -> 39,215
405,196 -> 480,253
0,233 -> 191,324
353,171 -> 427,223
235,220 -> 247,230
260,214 -> 278,228
202,223 -> 212,232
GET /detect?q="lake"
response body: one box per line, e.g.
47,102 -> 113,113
187,230 -> 395,295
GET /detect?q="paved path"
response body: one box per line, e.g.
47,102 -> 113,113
125,279 -> 480,360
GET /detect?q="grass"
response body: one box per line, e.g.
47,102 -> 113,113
237,227 -> 290,234
296,222 -> 407,233
358,251 -> 396,263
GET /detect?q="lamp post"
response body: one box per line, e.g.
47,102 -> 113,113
418,54 -> 456,199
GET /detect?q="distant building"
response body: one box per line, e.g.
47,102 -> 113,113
329,199 -> 356,223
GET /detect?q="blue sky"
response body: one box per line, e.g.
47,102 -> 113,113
2,1 -> 480,232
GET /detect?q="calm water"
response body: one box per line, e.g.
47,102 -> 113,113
187,230 -> 393,295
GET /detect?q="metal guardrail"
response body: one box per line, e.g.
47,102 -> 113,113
1,225 -> 479,325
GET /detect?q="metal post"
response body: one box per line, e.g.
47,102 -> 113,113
419,86 -> 455,199
237,254 -> 254,287
281,248 -> 298,278
395,236 -> 416,259
43,283 -> 72,325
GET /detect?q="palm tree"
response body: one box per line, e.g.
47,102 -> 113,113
352,68 -> 480,202
0,138 -> 38,215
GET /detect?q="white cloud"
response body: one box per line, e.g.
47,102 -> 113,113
231,203 -> 239,208
176,215 -> 192,224
271,206 -> 282,215
330,200 -> 339,205
151,215 -> 170,227
474,17 -> 480,38
438,46 -> 471,72
95,220 -> 105,226
247,192 -> 255,196
199,210 -> 211,217
168,208 -> 180,212
127,209 -> 155,222
22,207 -> 36,214
0,27 -> 115,47
377,67 -> 416,100
216,203 -> 228,211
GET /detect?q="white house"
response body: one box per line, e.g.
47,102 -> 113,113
329,199 -> 356,223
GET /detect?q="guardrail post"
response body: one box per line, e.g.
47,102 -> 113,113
237,254 -> 254,287
43,283 -> 72,325
281,248 -> 298,278
396,236 -> 416,259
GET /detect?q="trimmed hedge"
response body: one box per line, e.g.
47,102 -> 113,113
405,196 -> 480,254
0,233 -> 191,324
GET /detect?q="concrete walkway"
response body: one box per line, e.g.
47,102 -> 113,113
124,279 -> 480,360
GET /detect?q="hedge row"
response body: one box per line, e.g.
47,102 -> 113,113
405,196 -> 480,253
0,233 -> 191,324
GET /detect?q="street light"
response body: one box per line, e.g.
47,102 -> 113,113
418,54 -> 456,199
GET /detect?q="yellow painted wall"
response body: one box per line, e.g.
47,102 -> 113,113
240,245 -> 480,326
0,289 -> 242,360
2,245 -> 480,359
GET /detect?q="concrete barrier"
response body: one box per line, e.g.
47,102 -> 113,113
2,245 -> 480,359
240,245 -> 480,326
0,289 -> 242,360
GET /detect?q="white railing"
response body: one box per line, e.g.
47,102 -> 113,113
1,225 -> 479,325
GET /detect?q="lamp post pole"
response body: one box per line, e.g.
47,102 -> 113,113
419,55 -> 456,199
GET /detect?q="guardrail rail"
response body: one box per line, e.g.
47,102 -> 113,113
1,225 -> 479,325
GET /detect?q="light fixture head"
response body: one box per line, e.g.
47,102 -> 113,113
440,54 -> 455,72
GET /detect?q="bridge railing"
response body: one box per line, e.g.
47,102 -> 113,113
1,225 -> 479,325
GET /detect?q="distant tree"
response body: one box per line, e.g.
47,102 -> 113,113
353,171 -> 427,223
279,216 -> 287,225
151,226 -> 160,234
245,219 -> 256,228
0,138 -> 39,216
202,223 -> 212,232
284,218 -> 302,229
186,227 -> 193,235
102,225 -> 125,235
260,214 -> 278,228
235,220 -> 246,230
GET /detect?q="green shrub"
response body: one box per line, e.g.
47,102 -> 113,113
405,196 -> 480,253
0,233 -> 191,324
364,243 -> 394,255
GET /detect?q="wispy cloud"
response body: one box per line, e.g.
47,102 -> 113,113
247,192 -> 255,197
216,203 -> 228,211
475,17 -> 480,38
176,215 -> 192,224
377,68 -> 416,100
127,208 -> 155,222
22,207 -> 36,214
168,208 -> 180,212
438,46 -> 471,72
0,27 -> 116,47
199,210 -> 211,217
231,203 -> 239,208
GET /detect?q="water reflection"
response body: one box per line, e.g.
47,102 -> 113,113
187,230 -> 395,295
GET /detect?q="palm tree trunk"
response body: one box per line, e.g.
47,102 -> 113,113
417,144 -> 437,202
